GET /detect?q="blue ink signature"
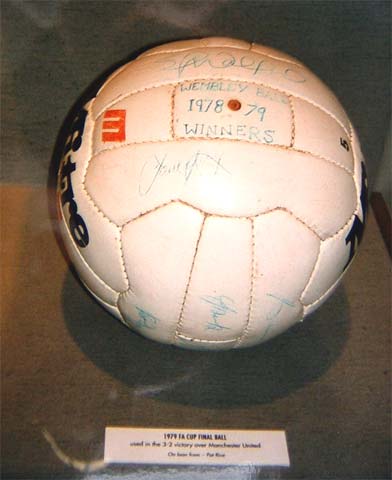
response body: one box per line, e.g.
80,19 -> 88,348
266,293 -> 295,320
201,295 -> 236,331
139,150 -> 230,195
155,51 -> 306,83
134,306 -> 159,330
261,293 -> 296,340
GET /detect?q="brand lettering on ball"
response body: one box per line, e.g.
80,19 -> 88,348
344,162 -> 367,270
58,107 -> 89,248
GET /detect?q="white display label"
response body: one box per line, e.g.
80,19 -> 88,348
104,427 -> 289,466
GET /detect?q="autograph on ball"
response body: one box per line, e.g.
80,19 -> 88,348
138,150 -> 230,196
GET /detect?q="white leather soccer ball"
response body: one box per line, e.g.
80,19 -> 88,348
57,37 -> 367,350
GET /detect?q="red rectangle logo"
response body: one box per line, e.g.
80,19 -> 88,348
101,109 -> 126,142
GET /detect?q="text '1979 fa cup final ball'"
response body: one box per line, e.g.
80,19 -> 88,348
57,37 -> 367,351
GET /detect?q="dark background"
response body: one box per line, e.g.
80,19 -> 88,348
1,1 -> 391,479
1,0 -> 390,188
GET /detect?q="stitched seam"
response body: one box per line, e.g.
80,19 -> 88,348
176,141 -> 353,176
348,122 -> 353,144
303,269 -> 346,310
81,102 -> 121,228
60,208 -> 117,295
139,44 -> 254,57
300,241 -> 322,303
94,83 -> 181,120
119,226 -> 130,291
82,99 -> 96,185
116,301 -> 132,328
298,304 -> 305,321
82,182 -> 121,227
122,199 -> 179,226
92,76 -> 349,136
59,99 -> 121,294
170,85 -> 176,139
321,121 -> 358,239
174,214 -> 206,340
235,218 -> 255,347
93,77 -> 291,120
84,284 -> 120,309
249,43 -> 303,67
288,95 -> 295,147
120,200 -> 331,340
92,136 -> 290,154
91,137 -> 353,176
325,210 -> 356,240
298,96 -> 349,135
177,333 -> 238,344
350,122 -> 361,219
119,196 -> 354,243
96,63 -> 130,97
139,42 -> 304,68
176,333 -> 237,344
270,207 -> 322,239
121,200 -> 323,239
81,100 -> 130,291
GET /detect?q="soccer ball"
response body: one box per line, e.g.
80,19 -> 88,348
57,37 -> 367,350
